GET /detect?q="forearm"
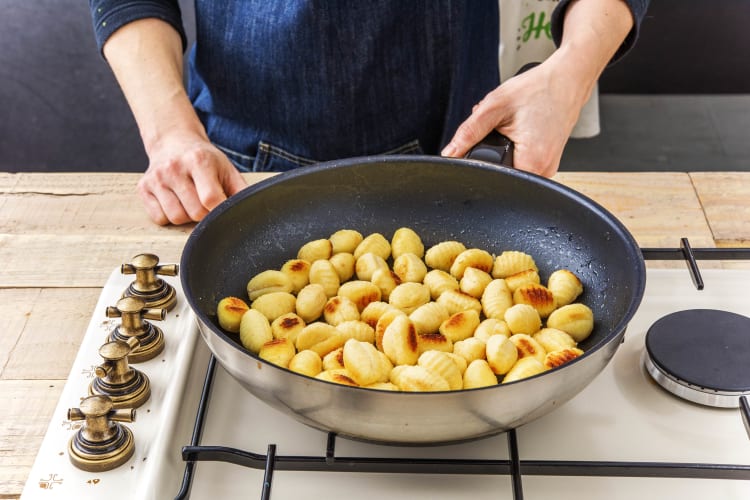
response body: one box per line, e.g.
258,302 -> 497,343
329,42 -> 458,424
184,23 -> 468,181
102,18 -> 206,153
547,0 -> 635,110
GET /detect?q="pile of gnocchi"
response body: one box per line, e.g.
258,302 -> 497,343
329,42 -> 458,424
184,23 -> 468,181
216,227 -> 594,392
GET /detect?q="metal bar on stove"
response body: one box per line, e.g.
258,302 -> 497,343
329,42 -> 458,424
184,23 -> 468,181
741,396 -> 750,441
181,445 -> 511,474
680,237 -> 704,289
507,429 -> 524,500
325,433 -> 336,465
640,246 -> 750,261
261,444 -> 276,500
175,355 -> 219,500
180,444 -> 750,480
640,241 -> 750,290
519,461 -> 750,480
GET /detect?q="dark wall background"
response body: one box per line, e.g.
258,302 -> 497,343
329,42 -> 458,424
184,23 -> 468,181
0,1 -> 747,172
0,0 -> 194,172
599,1 -> 750,93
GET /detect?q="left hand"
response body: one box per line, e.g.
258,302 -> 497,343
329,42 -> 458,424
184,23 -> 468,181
440,57 -> 586,178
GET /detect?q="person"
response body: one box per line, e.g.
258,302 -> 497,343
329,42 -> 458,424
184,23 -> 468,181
89,0 -> 649,226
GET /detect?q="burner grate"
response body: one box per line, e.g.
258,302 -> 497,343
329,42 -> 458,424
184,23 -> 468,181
176,243 -> 750,499
175,356 -> 750,500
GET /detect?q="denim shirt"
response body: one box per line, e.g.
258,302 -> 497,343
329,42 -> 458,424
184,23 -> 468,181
189,1 -> 499,172
90,0 -> 648,172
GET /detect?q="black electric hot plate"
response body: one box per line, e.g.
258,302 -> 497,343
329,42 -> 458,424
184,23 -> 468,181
644,309 -> 750,408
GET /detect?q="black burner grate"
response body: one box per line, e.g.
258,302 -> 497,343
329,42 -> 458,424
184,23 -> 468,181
175,243 -> 750,500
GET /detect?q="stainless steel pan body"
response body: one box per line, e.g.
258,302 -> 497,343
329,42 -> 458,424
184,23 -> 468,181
181,156 -> 646,444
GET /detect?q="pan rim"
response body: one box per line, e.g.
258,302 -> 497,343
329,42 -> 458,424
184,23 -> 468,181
181,155 -> 646,395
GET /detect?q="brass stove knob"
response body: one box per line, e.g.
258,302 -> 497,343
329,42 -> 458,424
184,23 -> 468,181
106,296 -> 166,363
121,253 -> 178,311
89,337 -> 151,409
67,395 -> 136,472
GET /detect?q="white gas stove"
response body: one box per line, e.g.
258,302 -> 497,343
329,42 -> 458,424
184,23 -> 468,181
21,262 -> 750,500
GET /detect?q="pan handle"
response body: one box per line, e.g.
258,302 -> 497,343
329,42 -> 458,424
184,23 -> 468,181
465,62 -> 541,169
466,130 -> 515,167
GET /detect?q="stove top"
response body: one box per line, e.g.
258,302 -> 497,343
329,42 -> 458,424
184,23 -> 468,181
21,266 -> 750,500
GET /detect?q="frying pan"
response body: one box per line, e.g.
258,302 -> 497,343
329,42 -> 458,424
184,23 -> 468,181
180,154 -> 646,444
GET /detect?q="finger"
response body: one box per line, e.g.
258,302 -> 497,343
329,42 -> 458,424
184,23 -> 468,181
191,166 -> 229,214
139,188 -> 169,226
169,179 -> 210,223
223,167 -> 249,197
159,187 -> 196,225
194,154 -> 249,213
138,179 -> 193,225
441,103 -> 502,158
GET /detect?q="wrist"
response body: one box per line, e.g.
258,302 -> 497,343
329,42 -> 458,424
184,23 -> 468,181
139,93 -> 209,155
550,0 -> 634,105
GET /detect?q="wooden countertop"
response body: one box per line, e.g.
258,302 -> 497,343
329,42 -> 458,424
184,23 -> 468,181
1,171 -> 748,498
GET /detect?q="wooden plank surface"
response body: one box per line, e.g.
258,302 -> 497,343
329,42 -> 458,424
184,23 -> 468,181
0,380 -> 63,499
0,289 -> 38,378
690,172 -> 750,246
554,172 -> 716,248
1,288 -> 100,380
0,234 -> 188,288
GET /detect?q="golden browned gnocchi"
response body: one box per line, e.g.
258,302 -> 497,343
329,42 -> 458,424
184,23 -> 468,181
295,283 -> 327,323
259,338 -> 296,368
297,238 -> 332,262
309,259 -> 340,297
492,250 -> 538,278
393,252 -> 428,283
463,359 -> 498,389
251,291 -> 296,321
271,312 -> 305,344
288,349 -> 322,377
424,240 -> 466,271
355,252 -> 389,281
220,227 -> 596,392
328,253 -> 356,282
216,296 -> 249,333
280,259 -> 311,293
246,270 -> 294,301
343,339 -> 391,386
409,301 -> 449,335
459,267 -> 493,298
547,269 -> 584,307
329,229 -> 363,255
388,282 -> 431,314
423,269 -> 460,300
354,233 -> 391,260
239,308 -> 273,354
391,227 -> 425,260
450,248 -> 494,279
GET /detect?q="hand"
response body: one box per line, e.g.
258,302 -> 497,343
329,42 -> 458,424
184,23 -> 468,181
137,131 -> 248,225
441,58 -> 585,177
442,0 -> 636,177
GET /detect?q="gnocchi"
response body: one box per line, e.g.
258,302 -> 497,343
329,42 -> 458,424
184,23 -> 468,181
220,227 -> 596,392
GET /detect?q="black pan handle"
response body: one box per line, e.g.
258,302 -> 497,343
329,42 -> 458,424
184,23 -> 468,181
466,130 -> 515,167
465,62 -> 541,169
741,395 -> 750,441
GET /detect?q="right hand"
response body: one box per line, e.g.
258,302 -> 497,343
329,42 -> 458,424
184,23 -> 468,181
137,131 -> 248,225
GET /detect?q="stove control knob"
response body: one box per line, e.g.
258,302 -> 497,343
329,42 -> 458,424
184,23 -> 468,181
121,253 -> 178,311
106,296 -> 166,363
90,337 -> 151,409
67,394 -> 136,472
